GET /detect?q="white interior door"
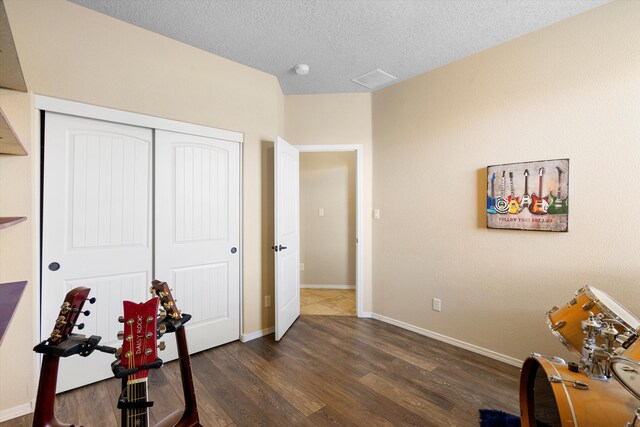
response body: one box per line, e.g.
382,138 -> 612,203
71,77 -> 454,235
154,130 -> 240,357
274,136 -> 300,341
42,112 -> 153,392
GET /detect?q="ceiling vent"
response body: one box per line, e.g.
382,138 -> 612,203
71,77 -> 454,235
352,68 -> 397,89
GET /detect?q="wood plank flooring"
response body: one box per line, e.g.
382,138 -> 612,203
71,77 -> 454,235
2,316 -> 520,426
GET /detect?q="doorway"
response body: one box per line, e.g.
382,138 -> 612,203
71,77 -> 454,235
296,145 -> 362,317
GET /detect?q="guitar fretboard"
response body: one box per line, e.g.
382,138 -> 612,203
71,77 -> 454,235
124,379 -> 149,427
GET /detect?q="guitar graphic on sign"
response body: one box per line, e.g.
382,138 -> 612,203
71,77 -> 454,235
529,167 -> 549,215
487,172 -> 497,214
547,167 -> 568,215
508,172 -> 520,214
519,169 -> 532,212
494,171 -> 509,214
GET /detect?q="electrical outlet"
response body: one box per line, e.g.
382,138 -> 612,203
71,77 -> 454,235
432,298 -> 441,312
373,208 -> 380,220
265,295 -> 271,307
300,263 -> 305,271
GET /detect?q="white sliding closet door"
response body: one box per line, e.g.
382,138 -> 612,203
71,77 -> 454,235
42,112 -> 153,392
154,130 -> 240,357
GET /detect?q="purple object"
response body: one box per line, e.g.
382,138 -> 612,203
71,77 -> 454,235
0,281 -> 27,346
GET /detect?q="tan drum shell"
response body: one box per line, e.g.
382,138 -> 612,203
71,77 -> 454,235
520,356 -> 637,427
546,285 -> 639,356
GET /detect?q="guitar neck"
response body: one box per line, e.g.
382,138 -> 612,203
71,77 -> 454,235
122,378 -> 150,427
538,175 -> 543,195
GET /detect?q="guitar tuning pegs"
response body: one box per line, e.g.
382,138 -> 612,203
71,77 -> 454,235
115,347 -> 122,358
82,310 -> 90,316
87,297 -> 96,304
60,302 -> 71,314
158,324 -> 167,335
158,309 -> 166,320
55,316 -> 66,328
75,323 -> 85,330
118,315 -> 125,323
117,330 -> 124,340
50,330 -> 62,341
158,341 -> 166,351
149,286 -> 154,294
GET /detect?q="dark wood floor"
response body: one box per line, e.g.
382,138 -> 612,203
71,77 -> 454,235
2,316 -> 520,426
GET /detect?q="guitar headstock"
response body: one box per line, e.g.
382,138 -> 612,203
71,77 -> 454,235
150,280 -> 182,321
119,297 -> 159,379
48,287 -> 94,346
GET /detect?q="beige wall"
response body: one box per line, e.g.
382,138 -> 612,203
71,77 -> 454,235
0,0 -> 283,415
300,152 -> 356,286
284,93 -> 373,306
372,1 -> 640,362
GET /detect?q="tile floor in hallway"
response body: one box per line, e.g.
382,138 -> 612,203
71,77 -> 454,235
300,288 -> 356,315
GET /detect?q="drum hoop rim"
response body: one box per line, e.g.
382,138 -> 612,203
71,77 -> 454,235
522,356 -> 579,426
609,356 -> 640,401
583,286 -> 640,328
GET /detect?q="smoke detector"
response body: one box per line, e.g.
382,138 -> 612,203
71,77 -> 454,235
294,64 -> 310,75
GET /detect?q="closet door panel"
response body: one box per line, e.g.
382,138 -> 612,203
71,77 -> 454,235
42,112 -> 153,392
155,130 -> 240,358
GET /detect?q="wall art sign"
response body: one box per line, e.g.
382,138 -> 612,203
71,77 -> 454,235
487,159 -> 569,232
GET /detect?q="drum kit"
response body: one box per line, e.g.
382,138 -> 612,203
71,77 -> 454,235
520,285 -> 640,426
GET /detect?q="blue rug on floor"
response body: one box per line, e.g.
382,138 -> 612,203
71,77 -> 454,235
479,409 -> 521,427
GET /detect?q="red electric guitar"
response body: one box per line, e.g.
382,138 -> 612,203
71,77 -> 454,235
115,297 -> 162,427
529,167 -> 549,215
32,287 -> 95,427
151,280 -> 202,427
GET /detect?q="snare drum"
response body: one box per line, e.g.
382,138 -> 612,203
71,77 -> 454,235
610,337 -> 640,400
546,285 -> 640,356
520,355 -> 637,426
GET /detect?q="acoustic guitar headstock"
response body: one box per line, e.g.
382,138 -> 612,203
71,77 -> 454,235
150,280 -> 182,321
48,287 -> 95,346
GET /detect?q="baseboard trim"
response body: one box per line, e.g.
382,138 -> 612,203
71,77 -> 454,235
371,313 -> 522,368
0,402 -> 33,423
358,311 -> 373,318
301,284 -> 355,290
240,326 -> 274,343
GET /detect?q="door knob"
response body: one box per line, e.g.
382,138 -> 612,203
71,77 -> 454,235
48,262 -> 60,271
279,245 -> 288,251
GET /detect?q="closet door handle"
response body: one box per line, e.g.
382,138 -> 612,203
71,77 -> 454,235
278,245 -> 288,251
48,262 -> 61,271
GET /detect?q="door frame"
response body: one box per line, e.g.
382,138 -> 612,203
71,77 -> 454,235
296,144 -> 364,317
34,95 -> 244,363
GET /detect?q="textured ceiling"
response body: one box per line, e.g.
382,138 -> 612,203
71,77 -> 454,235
68,0 -> 610,95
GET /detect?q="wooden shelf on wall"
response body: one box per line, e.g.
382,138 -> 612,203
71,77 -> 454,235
0,0 -> 28,156
0,216 -> 26,229
0,280 -> 28,346
0,107 -> 27,155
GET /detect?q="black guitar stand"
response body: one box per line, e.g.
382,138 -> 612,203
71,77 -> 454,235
34,333 -> 117,358
111,357 -> 164,413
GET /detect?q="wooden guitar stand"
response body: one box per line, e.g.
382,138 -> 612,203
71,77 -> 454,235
154,313 -> 202,427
